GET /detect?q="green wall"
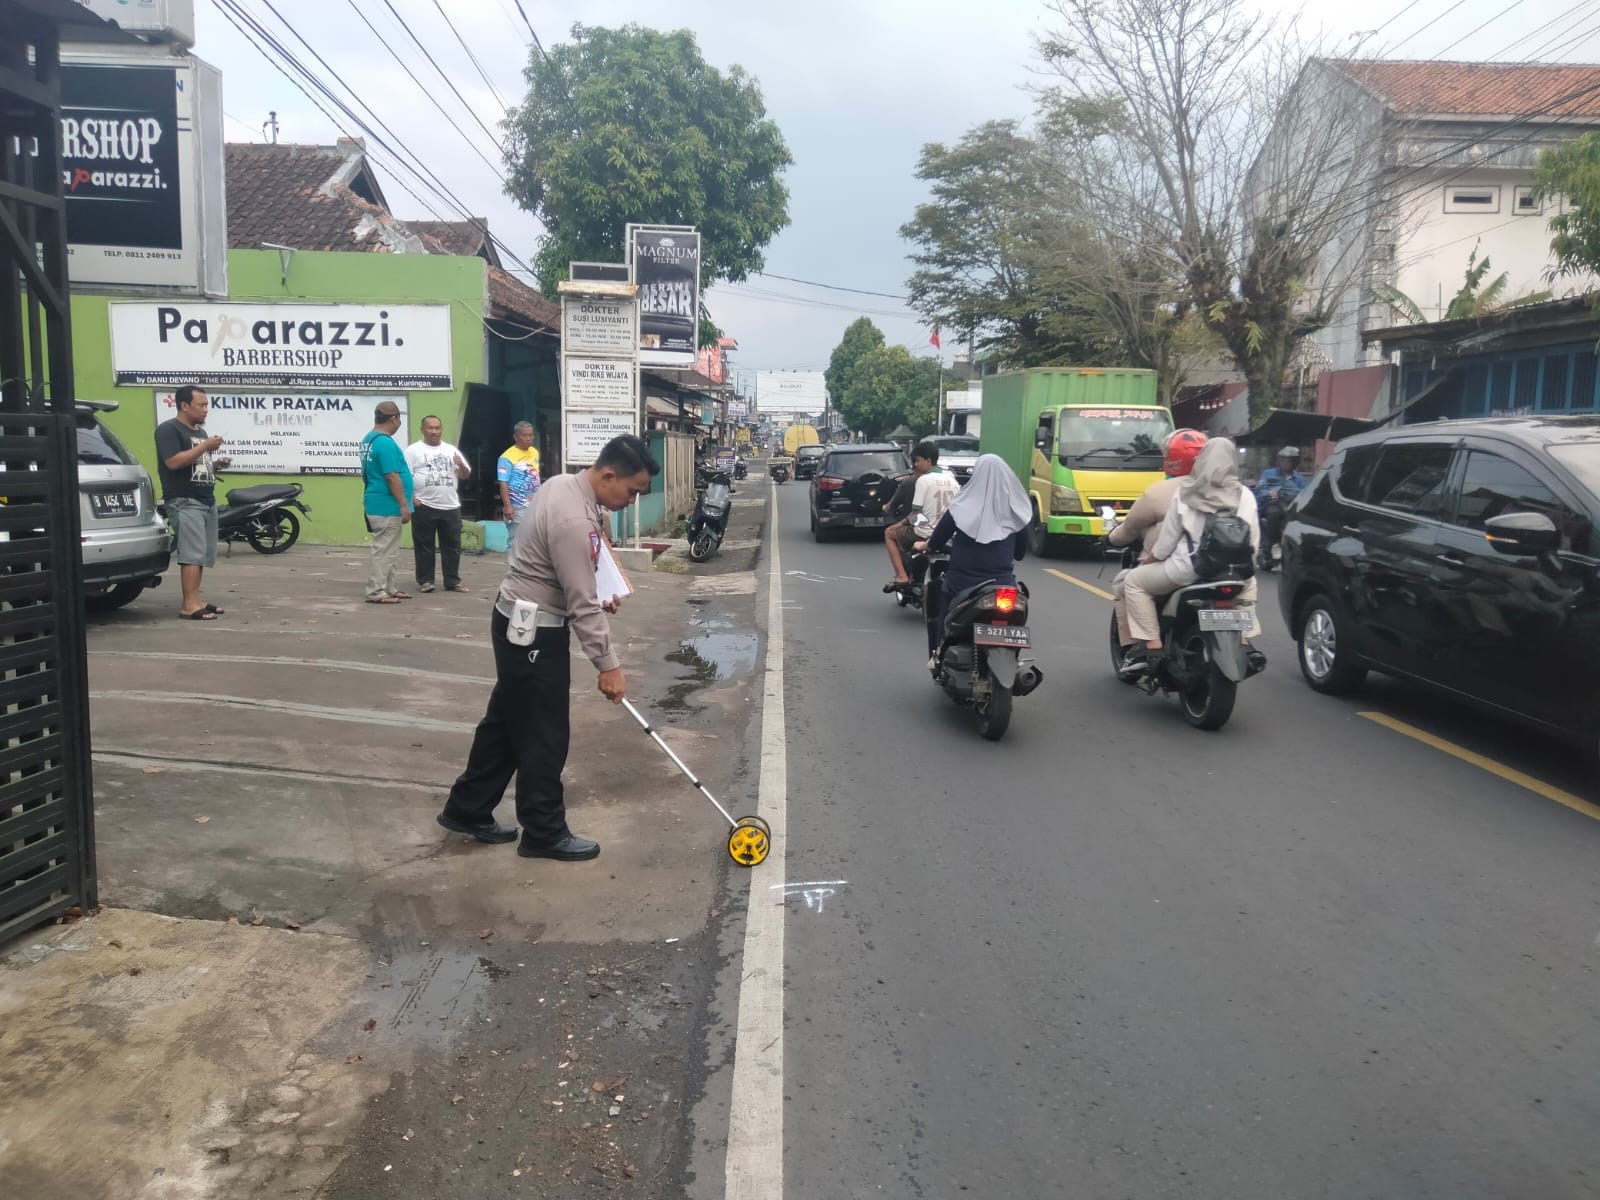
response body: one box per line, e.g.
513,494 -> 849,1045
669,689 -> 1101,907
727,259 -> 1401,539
71,249 -> 488,545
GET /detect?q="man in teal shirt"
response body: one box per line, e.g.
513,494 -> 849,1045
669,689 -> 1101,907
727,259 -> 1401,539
360,401 -> 414,604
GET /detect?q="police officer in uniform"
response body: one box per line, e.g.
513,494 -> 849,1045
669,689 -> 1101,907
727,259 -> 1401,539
437,435 -> 660,861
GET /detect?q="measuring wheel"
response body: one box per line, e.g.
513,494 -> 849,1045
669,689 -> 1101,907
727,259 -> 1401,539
727,815 -> 772,867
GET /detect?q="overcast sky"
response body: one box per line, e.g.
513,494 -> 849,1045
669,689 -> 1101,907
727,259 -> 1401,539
197,0 -> 1600,384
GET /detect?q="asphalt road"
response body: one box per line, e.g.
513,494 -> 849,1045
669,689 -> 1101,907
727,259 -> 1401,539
768,482 -> 1600,1199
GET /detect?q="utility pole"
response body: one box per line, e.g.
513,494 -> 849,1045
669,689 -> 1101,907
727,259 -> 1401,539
263,110 -> 279,144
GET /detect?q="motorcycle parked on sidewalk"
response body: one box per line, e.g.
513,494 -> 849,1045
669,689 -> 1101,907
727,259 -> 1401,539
1102,510 -> 1262,731
687,471 -> 732,562
203,483 -> 312,554
924,554 -> 1044,741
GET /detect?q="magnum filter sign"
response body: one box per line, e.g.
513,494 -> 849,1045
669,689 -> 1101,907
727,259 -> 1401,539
631,228 -> 701,368
58,50 -> 227,294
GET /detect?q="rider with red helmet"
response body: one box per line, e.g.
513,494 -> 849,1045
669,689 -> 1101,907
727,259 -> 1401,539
1108,429 -> 1208,648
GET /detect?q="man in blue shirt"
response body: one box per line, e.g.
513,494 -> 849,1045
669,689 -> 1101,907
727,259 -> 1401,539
1254,445 -> 1306,563
360,401 -> 414,604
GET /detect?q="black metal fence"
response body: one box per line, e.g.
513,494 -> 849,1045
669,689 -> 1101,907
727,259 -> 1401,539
0,3 -> 99,942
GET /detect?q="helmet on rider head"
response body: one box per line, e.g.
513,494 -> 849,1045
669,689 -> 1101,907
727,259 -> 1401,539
1277,445 -> 1303,463
1163,428 -> 1208,477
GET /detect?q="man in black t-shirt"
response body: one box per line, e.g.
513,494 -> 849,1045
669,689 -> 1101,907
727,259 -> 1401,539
154,385 -> 229,620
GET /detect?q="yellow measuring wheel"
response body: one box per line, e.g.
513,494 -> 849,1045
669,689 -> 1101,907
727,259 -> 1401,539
622,700 -> 773,867
727,816 -> 772,868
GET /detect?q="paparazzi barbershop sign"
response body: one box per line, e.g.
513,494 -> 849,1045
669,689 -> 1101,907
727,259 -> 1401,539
155,390 -> 407,475
110,302 -> 453,388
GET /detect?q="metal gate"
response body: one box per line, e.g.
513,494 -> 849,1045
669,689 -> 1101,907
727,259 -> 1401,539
0,2 -> 99,942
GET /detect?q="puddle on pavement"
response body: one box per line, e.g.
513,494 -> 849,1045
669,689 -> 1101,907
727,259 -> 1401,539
662,628 -> 757,711
357,948 -> 502,1045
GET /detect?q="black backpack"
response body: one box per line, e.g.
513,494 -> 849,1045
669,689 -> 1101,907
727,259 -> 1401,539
1185,508 -> 1255,581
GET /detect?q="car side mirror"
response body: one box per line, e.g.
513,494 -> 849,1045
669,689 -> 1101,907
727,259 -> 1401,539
1034,426 -> 1050,449
1483,511 -> 1559,555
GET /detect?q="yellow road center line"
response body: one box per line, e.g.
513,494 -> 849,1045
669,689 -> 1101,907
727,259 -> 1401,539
1045,567 -> 1116,602
1359,711 -> 1600,823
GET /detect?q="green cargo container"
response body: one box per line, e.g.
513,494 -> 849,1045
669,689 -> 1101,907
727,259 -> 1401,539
979,368 -> 1172,555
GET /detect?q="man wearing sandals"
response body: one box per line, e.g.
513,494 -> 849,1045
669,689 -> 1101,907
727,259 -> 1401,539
405,415 -> 471,594
360,402 -> 414,605
155,384 -> 230,621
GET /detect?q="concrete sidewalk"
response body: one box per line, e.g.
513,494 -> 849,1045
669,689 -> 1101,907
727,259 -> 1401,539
0,492 -> 770,1199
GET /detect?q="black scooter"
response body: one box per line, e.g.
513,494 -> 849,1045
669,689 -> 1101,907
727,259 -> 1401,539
1255,492 -> 1286,572
212,483 -> 312,553
687,471 -> 732,562
924,554 -> 1044,741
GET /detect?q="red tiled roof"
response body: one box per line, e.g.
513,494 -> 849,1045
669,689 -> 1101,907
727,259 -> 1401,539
224,142 -> 402,252
487,266 -> 560,331
1334,60 -> 1600,119
410,219 -> 492,260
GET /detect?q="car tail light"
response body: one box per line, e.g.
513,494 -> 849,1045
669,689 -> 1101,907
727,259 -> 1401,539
818,477 -> 844,491
994,586 -> 1018,613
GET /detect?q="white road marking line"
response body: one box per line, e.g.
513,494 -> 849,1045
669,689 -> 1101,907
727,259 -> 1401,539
726,483 -> 788,1198
90,650 -> 494,686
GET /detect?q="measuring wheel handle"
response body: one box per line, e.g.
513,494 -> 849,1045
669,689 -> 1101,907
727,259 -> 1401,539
727,815 -> 771,867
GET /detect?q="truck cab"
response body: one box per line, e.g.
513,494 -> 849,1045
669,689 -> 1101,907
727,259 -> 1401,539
980,368 -> 1172,555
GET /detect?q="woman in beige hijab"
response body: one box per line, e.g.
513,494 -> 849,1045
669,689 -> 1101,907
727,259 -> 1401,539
1118,437 -> 1260,671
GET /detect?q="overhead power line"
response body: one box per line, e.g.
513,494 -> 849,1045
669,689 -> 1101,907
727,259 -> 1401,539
376,0 -> 507,148
427,0 -> 509,112
753,271 -> 910,301
1428,0 -> 1532,60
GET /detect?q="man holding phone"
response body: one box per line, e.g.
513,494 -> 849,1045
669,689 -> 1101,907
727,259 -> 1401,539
155,384 -> 229,621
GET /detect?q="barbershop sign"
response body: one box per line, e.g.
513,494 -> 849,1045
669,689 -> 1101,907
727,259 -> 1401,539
109,302 -> 453,388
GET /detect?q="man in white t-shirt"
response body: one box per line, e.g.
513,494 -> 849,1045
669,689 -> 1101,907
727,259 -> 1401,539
405,415 -> 472,593
883,440 -> 961,589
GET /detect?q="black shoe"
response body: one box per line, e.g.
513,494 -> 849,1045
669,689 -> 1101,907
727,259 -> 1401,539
517,833 -> 601,861
436,811 -> 518,844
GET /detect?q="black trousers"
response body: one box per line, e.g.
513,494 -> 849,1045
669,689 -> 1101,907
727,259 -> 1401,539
413,503 -> 463,588
444,609 -> 572,844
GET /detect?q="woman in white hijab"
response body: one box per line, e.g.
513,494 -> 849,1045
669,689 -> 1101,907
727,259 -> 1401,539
1119,437 -> 1260,669
916,454 -> 1033,663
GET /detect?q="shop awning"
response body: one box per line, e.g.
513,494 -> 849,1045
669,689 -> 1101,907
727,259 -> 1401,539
1235,408 -> 1378,447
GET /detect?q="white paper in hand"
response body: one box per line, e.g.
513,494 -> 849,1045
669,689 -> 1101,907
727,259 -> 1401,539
594,541 -> 633,606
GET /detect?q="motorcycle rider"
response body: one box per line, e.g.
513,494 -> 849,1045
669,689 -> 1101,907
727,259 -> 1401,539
883,440 -> 960,592
1254,445 -> 1307,561
1117,437 -> 1261,677
1109,429 -> 1207,647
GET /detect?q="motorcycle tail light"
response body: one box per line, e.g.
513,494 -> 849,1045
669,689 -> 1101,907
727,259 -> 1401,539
818,477 -> 844,491
1214,600 -> 1234,608
994,586 -> 1018,613
1217,585 -> 1240,597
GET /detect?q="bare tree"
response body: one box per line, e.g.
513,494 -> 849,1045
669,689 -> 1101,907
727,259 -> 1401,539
1039,0 -> 1380,422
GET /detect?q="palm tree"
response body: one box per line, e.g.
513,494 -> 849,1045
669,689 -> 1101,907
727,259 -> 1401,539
1373,242 -> 1552,323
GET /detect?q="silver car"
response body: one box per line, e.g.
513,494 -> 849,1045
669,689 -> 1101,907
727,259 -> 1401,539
76,401 -> 171,611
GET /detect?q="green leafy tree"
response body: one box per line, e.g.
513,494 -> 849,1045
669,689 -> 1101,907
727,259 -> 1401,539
837,346 -> 947,439
1373,242 -> 1551,323
825,317 -> 886,411
1536,132 -> 1600,279
503,24 -> 793,301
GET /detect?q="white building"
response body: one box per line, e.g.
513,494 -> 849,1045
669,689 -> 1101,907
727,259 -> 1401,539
1255,59 -> 1600,373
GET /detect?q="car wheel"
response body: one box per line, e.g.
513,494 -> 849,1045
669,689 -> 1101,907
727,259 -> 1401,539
813,517 -> 833,544
84,581 -> 146,612
1297,593 -> 1366,695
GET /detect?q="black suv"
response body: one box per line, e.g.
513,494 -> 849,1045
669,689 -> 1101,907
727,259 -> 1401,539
794,443 -> 827,480
1279,416 -> 1600,753
809,444 -> 910,542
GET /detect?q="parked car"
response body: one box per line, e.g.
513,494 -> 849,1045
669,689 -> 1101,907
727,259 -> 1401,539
77,400 -> 171,611
924,433 -> 981,484
1279,416 -> 1600,757
794,443 -> 827,480
810,444 -> 911,542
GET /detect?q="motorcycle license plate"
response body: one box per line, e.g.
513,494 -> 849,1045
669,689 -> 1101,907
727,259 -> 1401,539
90,491 -> 137,518
854,516 -> 887,527
974,623 -> 1030,648
1198,609 -> 1252,631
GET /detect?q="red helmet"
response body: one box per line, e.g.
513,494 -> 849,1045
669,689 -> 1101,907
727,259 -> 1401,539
1163,429 -> 1208,477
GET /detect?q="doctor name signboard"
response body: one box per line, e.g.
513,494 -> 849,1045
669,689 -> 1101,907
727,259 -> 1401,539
110,302 -> 453,388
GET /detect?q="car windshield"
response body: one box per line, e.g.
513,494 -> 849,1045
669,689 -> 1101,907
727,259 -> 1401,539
76,416 -> 137,466
932,436 -> 979,455
832,452 -> 904,475
1547,442 -> 1600,495
1058,408 -> 1172,470
797,446 -> 825,457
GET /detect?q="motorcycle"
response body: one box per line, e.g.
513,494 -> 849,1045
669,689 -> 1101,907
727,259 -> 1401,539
1255,492 -> 1286,573
734,457 -> 749,481
1102,510 -> 1262,731
888,541 -> 930,610
768,458 -> 791,484
924,553 -> 1044,741
213,483 -> 311,553
687,471 -> 732,562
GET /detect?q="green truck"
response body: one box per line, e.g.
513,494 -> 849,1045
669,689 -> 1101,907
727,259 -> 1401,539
980,367 -> 1174,554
